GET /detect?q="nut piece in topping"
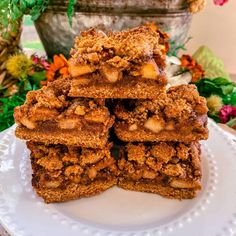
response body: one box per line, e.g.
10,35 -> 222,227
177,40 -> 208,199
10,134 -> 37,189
84,108 -> 109,123
44,180 -> 62,189
58,118 -> 80,129
19,117 -> 36,129
144,116 -> 164,133
170,179 -> 201,189
140,59 -> 159,79
73,77 -> 91,85
75,105 -> 86,116
101,65 -> 122,83
161,164 -> 184,177
87,167 -> 97,180
142,169 -> 156,179
68,60 -> 96,77
129,123 -> 138,131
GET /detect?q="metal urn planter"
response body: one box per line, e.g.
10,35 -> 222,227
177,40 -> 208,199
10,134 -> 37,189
34,0 -> 192,58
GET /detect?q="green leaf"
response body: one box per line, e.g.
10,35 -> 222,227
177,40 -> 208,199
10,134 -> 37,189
29,5 -> 41,20
29,70 -> 46,89
2,17 -> 9,27
226,117 -> 236,129
37,0 -> 44,4
67,0 -> 76,26
221,84 -> 234,95
167,37 -> 192,57
209,114 -> 221,123
30,12 -> 41,21
213,77 -> 231,86
25,0 -> 35,7
193,46 -> 230,80
195,77 -> 236,98
223,93 -> 236,106
12,0 -> 19,4
0,92 -> 27,132
24,80 -> 33,91
12,4 -> 23,19
19,0 -> 27,12
0,1 -> 8,10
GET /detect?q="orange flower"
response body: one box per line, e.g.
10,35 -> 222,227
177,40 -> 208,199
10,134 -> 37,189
46,54 -> 69,82
180,54 -> 205,83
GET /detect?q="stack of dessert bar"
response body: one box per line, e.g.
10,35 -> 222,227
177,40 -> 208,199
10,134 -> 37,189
14,25 -> 208,203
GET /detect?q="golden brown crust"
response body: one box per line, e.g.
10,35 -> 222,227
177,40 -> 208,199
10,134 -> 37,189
118,179 -> 197,199
16,126 -> 110,148
34,178 -> 117,203
114,84 -> 208,142
68,76 -> 166,99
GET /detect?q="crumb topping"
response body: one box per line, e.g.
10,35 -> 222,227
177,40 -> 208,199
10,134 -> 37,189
114,84 -> 208,134
68,26 -> 168,82
71,26 -> 164,66
28,142 -> 118,189
14,79 -> 113,131
118,142 -> 201,188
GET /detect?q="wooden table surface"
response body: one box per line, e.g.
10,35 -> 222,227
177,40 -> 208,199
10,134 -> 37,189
1,75 -> 236,236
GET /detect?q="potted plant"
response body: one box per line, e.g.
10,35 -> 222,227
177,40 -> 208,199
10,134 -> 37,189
0,0 -> 210,59
1,0 -> 231,59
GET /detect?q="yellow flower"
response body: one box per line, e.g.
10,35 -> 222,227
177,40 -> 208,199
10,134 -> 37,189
206,95 -> 223,114
6,54 -> 33,79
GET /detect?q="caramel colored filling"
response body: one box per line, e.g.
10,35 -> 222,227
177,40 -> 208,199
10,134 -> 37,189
114,84 -> 208,135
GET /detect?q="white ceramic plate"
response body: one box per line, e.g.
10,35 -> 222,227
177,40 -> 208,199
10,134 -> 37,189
0,120 -> 236,236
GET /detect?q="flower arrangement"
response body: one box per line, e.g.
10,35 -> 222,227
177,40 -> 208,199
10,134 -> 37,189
1,46 -> 235,132
179,52 -> 236,130
0,53 -> 49,131
0,52 -> 71,131
165,41 -> 236,131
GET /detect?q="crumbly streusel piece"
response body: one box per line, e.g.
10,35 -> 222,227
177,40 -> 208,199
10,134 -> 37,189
68,26 -> 168,99
117,142 -> 202,199
114,84 -> 208,142
14,79 -> 114,148
28,141 -> 118,203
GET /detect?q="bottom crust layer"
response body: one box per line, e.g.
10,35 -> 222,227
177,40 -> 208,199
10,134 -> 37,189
34,178 -> 117,203
16,126 -> 108,148
118,178 -> 197,199
69,77 -> 166,99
